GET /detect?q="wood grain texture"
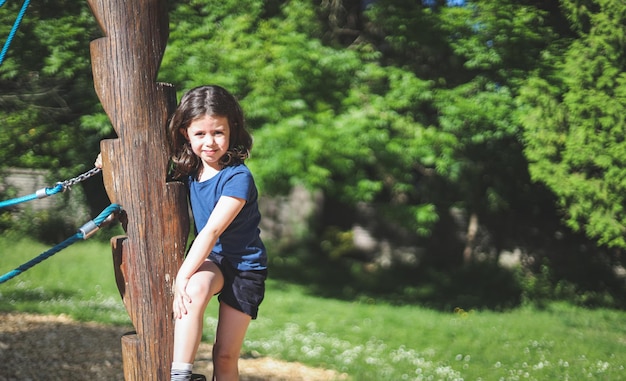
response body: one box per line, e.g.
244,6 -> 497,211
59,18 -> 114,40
87,1 -> 189,379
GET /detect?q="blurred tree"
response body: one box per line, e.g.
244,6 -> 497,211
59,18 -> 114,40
0,1 -> 105,177
518,0 -> 626,249
360,0 -> 565,262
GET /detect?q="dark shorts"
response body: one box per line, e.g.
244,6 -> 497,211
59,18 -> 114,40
209,253 -> 267,319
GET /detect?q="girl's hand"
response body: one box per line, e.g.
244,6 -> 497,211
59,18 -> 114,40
172,276 -> 191,319
94,153 -> 103,169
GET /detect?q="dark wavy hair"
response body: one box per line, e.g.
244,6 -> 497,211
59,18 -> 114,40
168,85 -> 252,180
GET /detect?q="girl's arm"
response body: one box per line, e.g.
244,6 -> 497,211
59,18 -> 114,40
173,195 -> 245,315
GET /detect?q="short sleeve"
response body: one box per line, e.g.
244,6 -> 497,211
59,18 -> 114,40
222,168 -> 253,201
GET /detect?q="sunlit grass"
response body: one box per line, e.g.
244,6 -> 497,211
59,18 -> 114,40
0,235 -> 129,325
2,235 -> 626,380
231,284 -> 626,380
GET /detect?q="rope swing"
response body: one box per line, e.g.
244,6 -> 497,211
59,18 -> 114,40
0,203 -> 122,284
0,167 -> 117,284
0,0 -> 31,67
0,167 -> 102,209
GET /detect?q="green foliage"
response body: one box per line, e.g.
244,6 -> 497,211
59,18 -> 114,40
364,0 -> 560,252
515,255 -> 626,310
433,79 -> 522,215
0,1 -> 104,176
364,0 -> 456,80
516,260 -> 555,309
442,1 -> 555,83
5,208 -> 75,244
519,0 -> 626,248
0,182 -> 95,244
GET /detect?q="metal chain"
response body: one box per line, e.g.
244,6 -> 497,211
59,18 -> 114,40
61,167 -> 102,190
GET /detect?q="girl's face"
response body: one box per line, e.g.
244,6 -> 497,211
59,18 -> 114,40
182,114 -> 230,173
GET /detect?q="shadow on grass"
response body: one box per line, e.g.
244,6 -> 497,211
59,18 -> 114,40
0,287 -> 75,304
270,243 -> 626,311
269,251 -> 523,311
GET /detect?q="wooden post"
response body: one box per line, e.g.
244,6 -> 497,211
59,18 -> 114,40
87,1 -> 189,380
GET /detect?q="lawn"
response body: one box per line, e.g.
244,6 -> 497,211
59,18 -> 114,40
1,235 -> 625,380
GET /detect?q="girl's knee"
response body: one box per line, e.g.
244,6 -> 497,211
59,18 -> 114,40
212,344 -> 239,370
185,278 -> 212,304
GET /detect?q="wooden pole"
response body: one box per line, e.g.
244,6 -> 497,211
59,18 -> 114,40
87,1 -> 189,380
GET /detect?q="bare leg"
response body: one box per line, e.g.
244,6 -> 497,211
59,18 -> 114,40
173,260 -> 224,363
211,303 -> 252,381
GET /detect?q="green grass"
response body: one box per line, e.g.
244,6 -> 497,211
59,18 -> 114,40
1,235 -> 625,380
0,235 -> 129,324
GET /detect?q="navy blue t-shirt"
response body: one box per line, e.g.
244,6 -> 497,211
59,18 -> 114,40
188,164 -> 267,271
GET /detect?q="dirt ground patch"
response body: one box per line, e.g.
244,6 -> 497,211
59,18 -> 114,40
0,312 -> 347,381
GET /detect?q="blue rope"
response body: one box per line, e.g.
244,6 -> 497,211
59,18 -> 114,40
0,203 -> 122,284
0,0 -> 31,67
0,232 -> 83,284
87,203 -> 122,233
1,167 -> 101,210
0,183 -> 65,209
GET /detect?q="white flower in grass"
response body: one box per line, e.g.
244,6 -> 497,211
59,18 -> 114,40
595,360 -> 610,373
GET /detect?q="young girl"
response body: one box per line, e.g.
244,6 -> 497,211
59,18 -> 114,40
168,85 -> 267,381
